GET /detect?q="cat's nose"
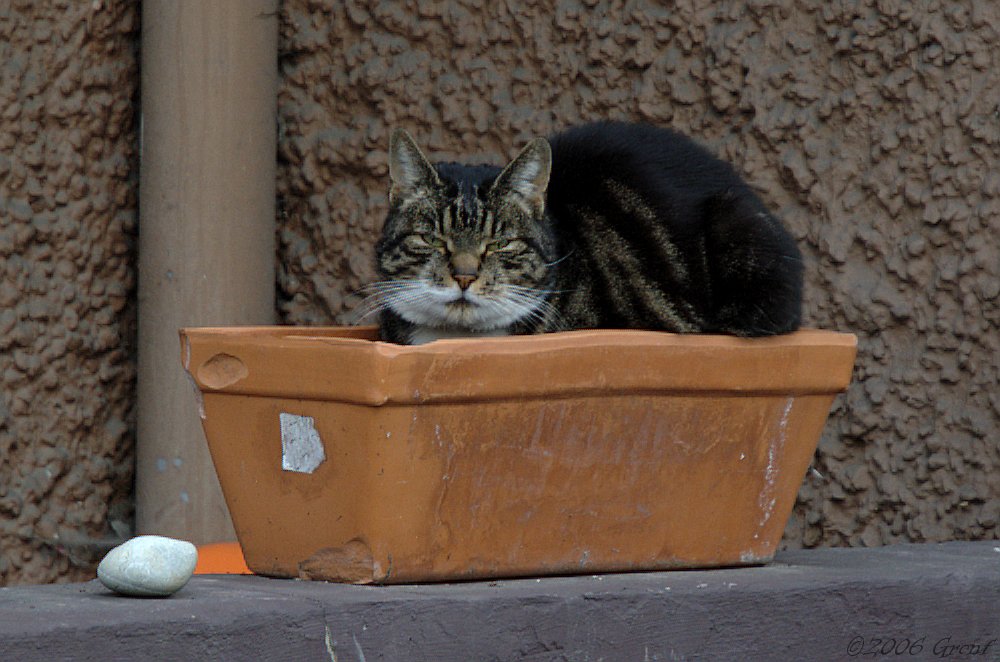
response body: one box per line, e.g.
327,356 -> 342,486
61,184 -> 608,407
453,274 -> 477,290
451,253 -> 480,290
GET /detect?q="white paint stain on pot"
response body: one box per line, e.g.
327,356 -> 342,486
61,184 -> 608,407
280,412 -> 326,474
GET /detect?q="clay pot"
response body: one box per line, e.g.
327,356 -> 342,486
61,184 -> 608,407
180,326 -> 856,584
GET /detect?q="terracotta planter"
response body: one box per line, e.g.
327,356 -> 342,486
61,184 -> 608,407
180,326 -> 856,584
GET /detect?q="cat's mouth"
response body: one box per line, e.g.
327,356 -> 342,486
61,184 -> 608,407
446,287 -> 481,305
387,282 -> 539,331
445,296 -> 479,312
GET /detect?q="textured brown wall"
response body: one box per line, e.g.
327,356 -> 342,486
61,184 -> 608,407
0,1 -> 138,584
277,1 -> 1000,548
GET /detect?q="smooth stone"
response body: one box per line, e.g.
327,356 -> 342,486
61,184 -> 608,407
97,535 -> 198,597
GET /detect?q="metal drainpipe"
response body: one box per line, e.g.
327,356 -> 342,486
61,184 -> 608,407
136,1 -> 278,543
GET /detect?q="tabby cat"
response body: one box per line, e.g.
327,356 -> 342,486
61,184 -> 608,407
365,121 -> 802,345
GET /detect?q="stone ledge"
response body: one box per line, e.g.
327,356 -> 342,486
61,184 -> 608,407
1,541 -> 997,661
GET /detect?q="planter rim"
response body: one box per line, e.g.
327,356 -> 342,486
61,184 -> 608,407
180,326 -> 857,405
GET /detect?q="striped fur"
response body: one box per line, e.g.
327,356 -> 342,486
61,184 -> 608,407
367,122 -> 803,344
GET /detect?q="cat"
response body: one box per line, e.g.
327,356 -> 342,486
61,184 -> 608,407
364,121 -> 803,345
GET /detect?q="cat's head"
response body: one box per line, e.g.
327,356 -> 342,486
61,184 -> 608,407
370,129 -> 557,332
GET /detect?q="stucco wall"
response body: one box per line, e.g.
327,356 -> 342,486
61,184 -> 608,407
2,0 -> 996,587
0,1 -> 138,584
276,1 -> 999,547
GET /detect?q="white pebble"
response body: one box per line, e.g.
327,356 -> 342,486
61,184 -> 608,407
97,535 -> 198,597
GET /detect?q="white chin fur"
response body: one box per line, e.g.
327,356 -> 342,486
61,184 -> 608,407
407,326 -> 512,345
391,284 -> 531,331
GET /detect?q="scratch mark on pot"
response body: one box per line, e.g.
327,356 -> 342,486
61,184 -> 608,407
182,368 -> 206,419
756,397 -> 795,532
279,412 -> 326,473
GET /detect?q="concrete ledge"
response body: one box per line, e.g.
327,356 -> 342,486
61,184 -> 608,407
1,542 -> 997,661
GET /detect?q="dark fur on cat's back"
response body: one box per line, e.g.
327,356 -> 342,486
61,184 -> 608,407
369,121 -> 803,345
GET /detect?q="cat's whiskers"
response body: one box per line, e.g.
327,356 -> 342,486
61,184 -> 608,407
491,295 -> 547,329
382,286 -> 440,310
467,297 -> 513,328
543,249 -> 575,268
350,280 -> 433,323
492,284 -> 567,330
504,284 -> 559,295
526,297 -> 565,330
356,280 -> 423,296
495,294 -> 539,324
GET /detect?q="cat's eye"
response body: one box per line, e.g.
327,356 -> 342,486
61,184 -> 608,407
419,234 -> 447,249
486,238 -> 513,252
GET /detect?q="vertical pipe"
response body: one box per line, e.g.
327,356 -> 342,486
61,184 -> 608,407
137,1 -> 277,543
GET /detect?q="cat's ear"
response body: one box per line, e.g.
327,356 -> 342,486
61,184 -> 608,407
388,129 -> 440,205
492,138 -> 551,214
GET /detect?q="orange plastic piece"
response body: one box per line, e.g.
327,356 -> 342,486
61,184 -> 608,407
194,542 -> 253,575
